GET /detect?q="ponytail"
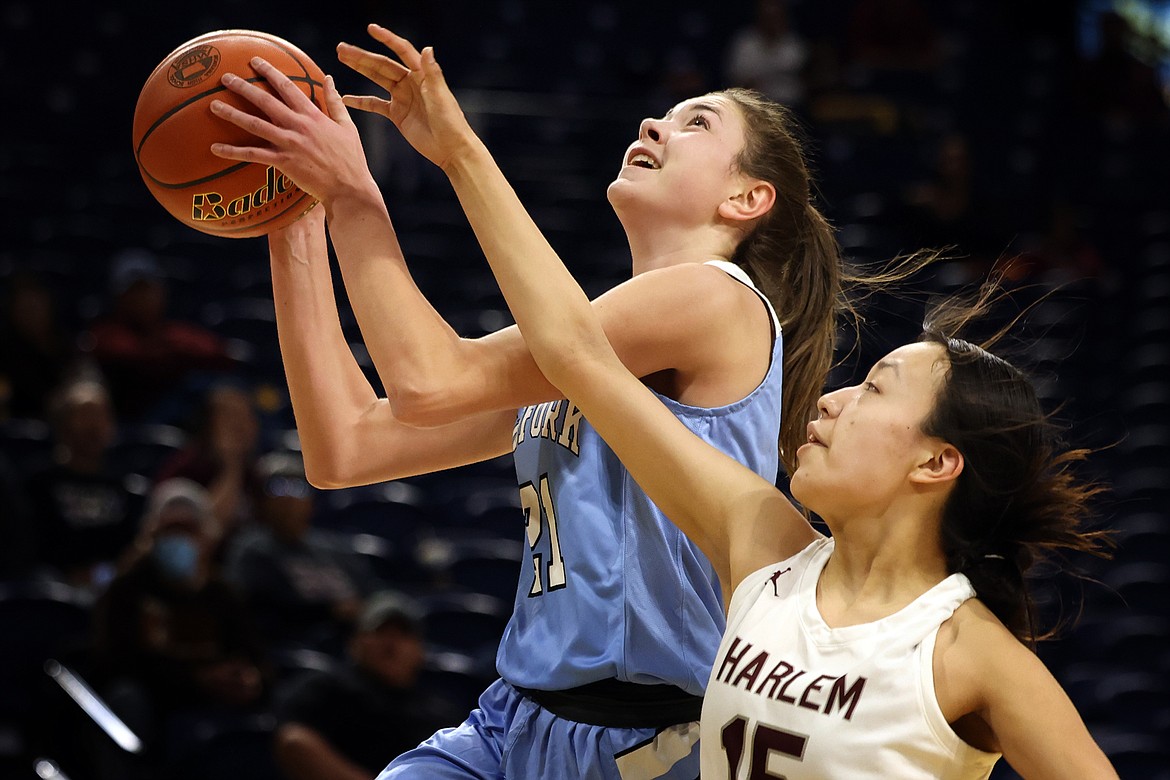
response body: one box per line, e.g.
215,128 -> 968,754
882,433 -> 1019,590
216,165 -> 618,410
720,87 -> 940,475
922,287 -> 1112,645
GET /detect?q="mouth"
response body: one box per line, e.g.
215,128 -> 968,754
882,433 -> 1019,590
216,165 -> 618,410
805,422 -> 826,448
626,149 -> 660,170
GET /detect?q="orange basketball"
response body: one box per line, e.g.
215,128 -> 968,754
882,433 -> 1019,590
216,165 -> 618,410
132,30 -> 326,239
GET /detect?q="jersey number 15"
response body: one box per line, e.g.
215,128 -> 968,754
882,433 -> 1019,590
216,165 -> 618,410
722,716 -> 808,779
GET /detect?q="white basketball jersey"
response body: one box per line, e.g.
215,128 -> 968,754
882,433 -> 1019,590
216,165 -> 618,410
701,538 -> 1002,779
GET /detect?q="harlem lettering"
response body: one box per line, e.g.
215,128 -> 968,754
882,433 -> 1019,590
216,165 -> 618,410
716,636 -> 867,720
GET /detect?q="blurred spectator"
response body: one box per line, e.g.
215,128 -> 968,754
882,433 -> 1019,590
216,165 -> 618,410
155,381 -> 265,547
647,45 -> 711,113
845,0 -> 940,72
900,131 -> 1000,271
223,451 -> 385,655
904,132 -> 972,234
271,591 -> 449,780
1080,10 -> 1169,126
84,248 -> 237,422
23,379 -> 143,589
999,201 -> 1104,284
92,478 -> 271,774
723,0 -> 810,107
0,270 -> 83,421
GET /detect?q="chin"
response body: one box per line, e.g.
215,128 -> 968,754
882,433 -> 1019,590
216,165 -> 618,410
608,182 -> 661,231
788,471 -> 819,514
606,177 -> 631,206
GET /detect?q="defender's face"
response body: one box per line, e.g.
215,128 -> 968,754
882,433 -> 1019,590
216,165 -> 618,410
790,342 -> 950,519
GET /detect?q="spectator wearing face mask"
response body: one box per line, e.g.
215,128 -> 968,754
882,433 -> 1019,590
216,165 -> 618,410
92,478 -> 272,771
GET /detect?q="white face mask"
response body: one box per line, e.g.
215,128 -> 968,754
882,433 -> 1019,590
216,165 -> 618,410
152,533 -> 200,581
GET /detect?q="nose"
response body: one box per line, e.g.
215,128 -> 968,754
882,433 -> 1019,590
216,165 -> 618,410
639,117 -> 664,143
816,389 -> 845,419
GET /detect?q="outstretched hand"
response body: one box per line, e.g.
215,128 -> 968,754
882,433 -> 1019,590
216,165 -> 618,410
338,24 -> 478,171
208,60 -> 374,206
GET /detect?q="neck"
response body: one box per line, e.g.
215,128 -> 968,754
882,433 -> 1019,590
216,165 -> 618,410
816,505 -> 949,625
625,222 -> 742,276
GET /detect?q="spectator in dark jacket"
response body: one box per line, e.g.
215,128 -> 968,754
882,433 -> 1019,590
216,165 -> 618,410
271,591 -> 450,780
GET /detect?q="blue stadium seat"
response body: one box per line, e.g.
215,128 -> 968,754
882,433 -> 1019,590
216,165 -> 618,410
317,482 -> 438,542
417,650 -> 496,717
0,419 -> 54,479
108,423 -> 187,479
417,591 -> 510,660
424,537 -> 524,603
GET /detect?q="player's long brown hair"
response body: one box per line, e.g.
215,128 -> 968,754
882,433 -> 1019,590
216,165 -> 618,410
919,284 -> 1113,646
720,88 -> 928,475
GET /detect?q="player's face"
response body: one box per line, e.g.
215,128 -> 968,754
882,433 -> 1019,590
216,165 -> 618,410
607,94 -> 750,221
790,342 -> 950,520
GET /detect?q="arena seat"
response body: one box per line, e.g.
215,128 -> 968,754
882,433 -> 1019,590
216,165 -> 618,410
418,650 -> 497,717
108,423 -> 187,479
417,591 -> 510,660
422,537 -> 524,603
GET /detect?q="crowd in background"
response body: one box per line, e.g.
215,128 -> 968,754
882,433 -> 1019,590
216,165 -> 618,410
1,0 -> 1168,778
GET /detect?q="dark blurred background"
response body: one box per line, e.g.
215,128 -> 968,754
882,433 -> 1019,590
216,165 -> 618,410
1,0 -> 1167,778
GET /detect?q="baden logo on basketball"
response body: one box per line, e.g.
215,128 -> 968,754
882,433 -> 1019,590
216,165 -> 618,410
191,165 -> 295,222
169,45 -> 221,88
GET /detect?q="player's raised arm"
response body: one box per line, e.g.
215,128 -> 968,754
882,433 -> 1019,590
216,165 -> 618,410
208,43 -> 767,436
265,205 -> 515,488
366,39 -> 819,585
207,38 -> 791,439
208,66 -> 505,428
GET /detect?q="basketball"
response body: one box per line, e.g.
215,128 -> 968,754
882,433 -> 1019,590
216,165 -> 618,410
132,30 -> 327,239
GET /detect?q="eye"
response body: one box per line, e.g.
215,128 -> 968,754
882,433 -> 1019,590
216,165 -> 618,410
688,114 -> 710,129
863,381 -> 879,393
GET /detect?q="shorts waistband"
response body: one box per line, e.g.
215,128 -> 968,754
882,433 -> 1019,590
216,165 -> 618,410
514,678 -> 702,729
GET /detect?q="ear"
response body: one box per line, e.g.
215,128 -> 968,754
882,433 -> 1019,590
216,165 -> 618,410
910,442 -> 964,486
717,179 -> 776,223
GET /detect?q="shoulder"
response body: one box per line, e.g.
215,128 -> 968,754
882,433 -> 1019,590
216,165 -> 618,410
940,598 -> 1028,659
934,598 -> 1039,716
936,599 -> 1023,674
590,261 -> 773,383
602,262 -> 761,315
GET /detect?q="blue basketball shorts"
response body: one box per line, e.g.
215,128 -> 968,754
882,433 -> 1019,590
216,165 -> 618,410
376,678 -> 700,780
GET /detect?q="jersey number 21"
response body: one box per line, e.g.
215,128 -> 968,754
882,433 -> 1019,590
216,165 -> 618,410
521,473 -> 568,596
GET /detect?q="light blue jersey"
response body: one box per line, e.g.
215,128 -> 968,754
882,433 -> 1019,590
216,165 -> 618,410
499,261 -> 783,695
380,262 -> 784,780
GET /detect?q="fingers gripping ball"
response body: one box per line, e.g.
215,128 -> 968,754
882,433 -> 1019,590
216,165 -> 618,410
133,30 -> 326,238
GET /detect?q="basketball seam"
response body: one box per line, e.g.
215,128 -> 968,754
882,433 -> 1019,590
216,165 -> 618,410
135,75 -> 324,188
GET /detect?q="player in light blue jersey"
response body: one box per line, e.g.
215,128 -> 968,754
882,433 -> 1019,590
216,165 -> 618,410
501,256 -> 782,705
211,24 -> 849,779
